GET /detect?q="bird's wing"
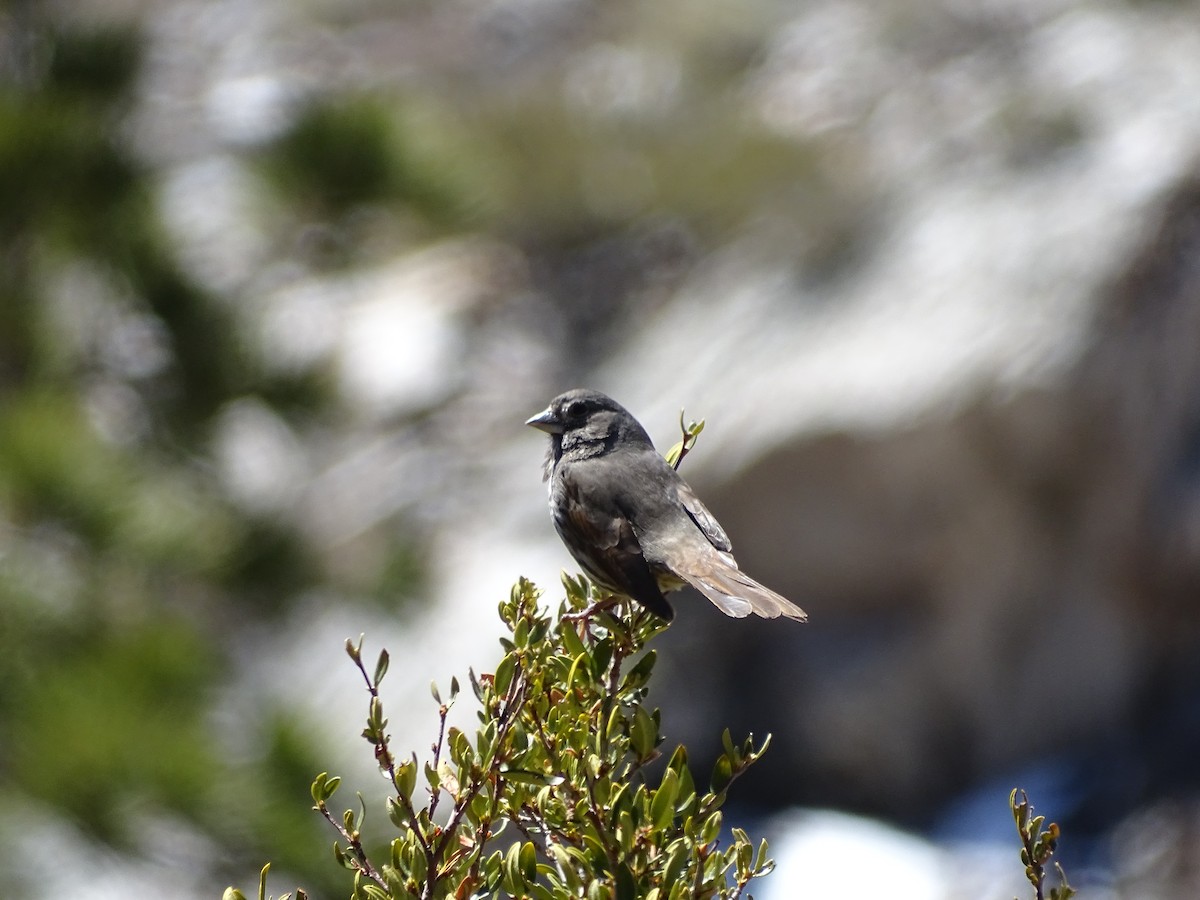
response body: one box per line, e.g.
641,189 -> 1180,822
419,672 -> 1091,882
670,476 -> 807,621
675,480 -> 732,552
557,475 -> 675,620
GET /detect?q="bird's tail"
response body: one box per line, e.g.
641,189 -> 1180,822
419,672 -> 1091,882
678,554 -> 807,622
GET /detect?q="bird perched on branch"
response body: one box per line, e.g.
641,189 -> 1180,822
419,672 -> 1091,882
526,389 -> 806,623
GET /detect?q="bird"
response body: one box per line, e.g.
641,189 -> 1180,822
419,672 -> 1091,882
526,389 -> 806,623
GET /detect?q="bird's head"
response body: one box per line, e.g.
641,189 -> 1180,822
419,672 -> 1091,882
526,389 -> 653,462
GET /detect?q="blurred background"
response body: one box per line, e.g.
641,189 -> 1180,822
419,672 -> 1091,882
3,0 -> 1200,897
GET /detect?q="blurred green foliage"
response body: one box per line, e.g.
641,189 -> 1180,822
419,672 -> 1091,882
0,13 -> 426,896
10,620 -> 217,841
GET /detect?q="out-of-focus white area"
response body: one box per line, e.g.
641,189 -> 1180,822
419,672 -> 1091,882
761,809 -> 1030,900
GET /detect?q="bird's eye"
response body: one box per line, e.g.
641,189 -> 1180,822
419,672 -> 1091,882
565,400 -> 587,420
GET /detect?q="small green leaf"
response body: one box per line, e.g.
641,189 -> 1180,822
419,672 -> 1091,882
606,703 -> 624,741
494,652 -> 517,696
630,705 -> 656,759
395,757 -> 417,799
566,651 -> 589,689
699,810 -> 723,845
374,649 -> 389,685
592,637 -> 613,678
504,841 -> 526,894
667,744 -> 688,772
621,650 -> 657,693
482,850 -> 504,891
561,619 -> 587,658
409,843 -> 428,884
710,754 -> 734,794
386,797 -> 406,829
614,861 -> 637,900
519,841 -> 538,882
650,768 -> 680,830
662,839 -> 689,886
755,837 -> 772,873
721,728 -> 736,759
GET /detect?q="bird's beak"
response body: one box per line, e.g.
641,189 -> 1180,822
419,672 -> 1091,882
525,406 -> 564,434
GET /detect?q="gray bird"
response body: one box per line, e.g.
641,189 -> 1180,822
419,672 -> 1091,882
526,389 -> 807,622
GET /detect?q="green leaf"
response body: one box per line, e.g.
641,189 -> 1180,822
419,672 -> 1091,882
754,837 -> 771,872
614,861 -> 637,900
661,839 -> 689,887
620,650 -> 657,694
592,637 -> 613,678
733,827 -> 753,874
386,797 -> 405,829
630,705 -> 657,759
710,753 -> 734,794
494,652 -> 517,697
519,840 -> 538,882
373,649 -> 389,685
483,850 -> 504,892
561,619 -> 587,658
721,728 -> 736,759
310,772 -> 329,805
606,703 -> 625,742
651,768 -> 680,830
504,841 -> 527,894
566,651 -> 589,689
699,810 -> 723,845
395,757 -> 417,799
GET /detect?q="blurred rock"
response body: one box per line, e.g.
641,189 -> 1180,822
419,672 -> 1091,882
642,175 -> 1200,831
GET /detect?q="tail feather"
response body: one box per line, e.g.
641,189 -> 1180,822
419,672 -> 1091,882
678,557 -> 807,622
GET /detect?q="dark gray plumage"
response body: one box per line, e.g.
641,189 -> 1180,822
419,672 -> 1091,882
526,389 -> 807,623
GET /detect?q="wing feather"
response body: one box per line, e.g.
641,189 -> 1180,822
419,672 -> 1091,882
675,480 -> 732,552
